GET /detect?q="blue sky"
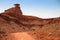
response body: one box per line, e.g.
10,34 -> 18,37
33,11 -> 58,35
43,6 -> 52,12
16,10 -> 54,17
0,0 -> 60,18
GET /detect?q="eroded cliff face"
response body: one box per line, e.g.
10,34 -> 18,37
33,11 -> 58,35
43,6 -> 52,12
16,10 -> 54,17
0,4 -> 60,40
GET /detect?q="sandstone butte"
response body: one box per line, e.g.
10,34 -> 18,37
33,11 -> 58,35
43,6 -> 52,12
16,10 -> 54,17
0,4 -> 60,40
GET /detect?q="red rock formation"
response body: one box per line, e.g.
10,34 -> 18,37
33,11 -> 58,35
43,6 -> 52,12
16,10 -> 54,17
0,4 -> 60,40
2,4 -> 23,18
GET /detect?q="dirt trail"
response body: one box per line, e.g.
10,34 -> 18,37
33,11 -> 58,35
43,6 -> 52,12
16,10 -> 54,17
7,32 -> 35,40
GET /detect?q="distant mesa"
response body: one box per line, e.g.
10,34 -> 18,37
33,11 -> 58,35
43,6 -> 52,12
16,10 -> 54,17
0,4 -> 59,21
14,4 -> 20,8
1,4 -> 41,20
2,4 -> 23,18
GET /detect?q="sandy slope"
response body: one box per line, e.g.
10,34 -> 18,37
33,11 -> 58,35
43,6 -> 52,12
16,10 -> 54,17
7,32 -> 35,40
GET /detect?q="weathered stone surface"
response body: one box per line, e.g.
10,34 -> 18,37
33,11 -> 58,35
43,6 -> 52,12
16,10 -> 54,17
0,4 -> 60,40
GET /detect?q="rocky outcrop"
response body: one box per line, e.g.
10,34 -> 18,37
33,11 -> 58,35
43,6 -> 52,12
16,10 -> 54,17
0,4 -> 60,40
2,4 -> 22,19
